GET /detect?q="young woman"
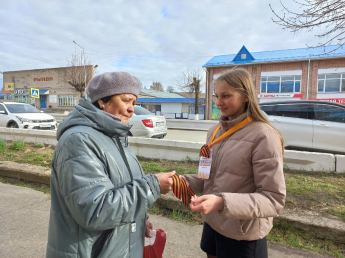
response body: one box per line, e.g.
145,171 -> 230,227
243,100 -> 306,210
184,68 -> 286,258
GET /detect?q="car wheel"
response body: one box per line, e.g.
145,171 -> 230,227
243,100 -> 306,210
8,122 -> 18,128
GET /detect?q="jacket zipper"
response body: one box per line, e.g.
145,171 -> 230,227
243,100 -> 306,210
209,123 -> 250,193
210,140 -> 226,194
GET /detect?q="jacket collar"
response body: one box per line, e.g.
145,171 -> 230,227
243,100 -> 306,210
219,111 -> 252,132
57,99 -> 132,140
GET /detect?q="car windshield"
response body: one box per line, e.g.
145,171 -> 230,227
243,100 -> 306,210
5,104 -> 40,113
134,106 -> 152,115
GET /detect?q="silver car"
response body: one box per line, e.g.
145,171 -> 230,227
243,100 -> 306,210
128,106 -> 167,138
260,100 -> 345,154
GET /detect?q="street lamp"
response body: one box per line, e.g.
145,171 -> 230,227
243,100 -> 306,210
73,40 -> 87,99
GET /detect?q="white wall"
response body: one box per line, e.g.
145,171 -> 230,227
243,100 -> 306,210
0,128 -> 343,172
188,114 -> 205,120
261,70 -> 302,76
161,103 -> 182,113
316,93 -> 345,99
318,68 -> 345,74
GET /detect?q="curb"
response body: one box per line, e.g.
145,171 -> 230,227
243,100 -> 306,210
1,161 -> 344,244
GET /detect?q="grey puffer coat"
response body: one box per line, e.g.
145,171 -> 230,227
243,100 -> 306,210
46,99 -> 160,258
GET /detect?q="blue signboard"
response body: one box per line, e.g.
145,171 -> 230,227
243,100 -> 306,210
31,88 -> 40,98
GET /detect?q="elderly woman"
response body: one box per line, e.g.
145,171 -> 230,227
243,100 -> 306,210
46,72 -> 175,258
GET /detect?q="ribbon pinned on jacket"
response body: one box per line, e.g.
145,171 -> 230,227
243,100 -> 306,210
172,174 -> 195,207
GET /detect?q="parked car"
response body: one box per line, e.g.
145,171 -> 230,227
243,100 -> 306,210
128,106 -> 167,138
0,102 -> 57,130
259,100 -> 345,154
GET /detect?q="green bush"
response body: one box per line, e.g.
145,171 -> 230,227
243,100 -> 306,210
0,139 -> 7,153
9,141 -> 26,151
33,143 -> 45,148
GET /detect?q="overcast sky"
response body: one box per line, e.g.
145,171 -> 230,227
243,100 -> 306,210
0,0 -> 327,90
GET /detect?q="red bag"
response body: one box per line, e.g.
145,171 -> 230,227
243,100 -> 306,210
143,229 -> 166,258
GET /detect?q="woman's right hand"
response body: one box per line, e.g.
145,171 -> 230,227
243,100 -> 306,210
155,171 -> 176,194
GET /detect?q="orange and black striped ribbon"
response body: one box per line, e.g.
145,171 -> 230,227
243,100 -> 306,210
172,174 -> 195,207
199,116 -> 254,158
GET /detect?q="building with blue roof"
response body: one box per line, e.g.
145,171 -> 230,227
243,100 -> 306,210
203,45 -> 345,119
137,89 -> 205,119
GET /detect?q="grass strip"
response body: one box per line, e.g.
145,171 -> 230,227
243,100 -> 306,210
0,176 -> 50,194
149,204 -> 345,257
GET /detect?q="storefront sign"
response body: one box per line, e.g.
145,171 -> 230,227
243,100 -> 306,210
4,83 -> 14,93
14,89 -> 30,95
258,93 -> 303,98
310,98 -> 345,105
31,88 -> 40,98
49,95 -> 57,103
34,77 -> 53,82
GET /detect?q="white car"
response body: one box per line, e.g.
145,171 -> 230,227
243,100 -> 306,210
0,102 -> 57,130
128,106 -> 167,138
260,100 -> 345,154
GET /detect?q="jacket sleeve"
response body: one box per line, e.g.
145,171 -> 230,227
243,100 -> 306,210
219,129 -> 286,220
184,174 -> 204,194
53,132 -> 160,231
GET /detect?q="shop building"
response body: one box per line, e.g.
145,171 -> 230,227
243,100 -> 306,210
203,45 -> 345,119
138,89 -> 205,119
2,66 -> 93,110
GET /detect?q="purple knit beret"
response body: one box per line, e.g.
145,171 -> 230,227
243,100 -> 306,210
86,71 -> 142,103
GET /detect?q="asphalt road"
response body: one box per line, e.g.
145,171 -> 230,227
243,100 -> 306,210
0,183 -> 333,258
165,129 -> 207,143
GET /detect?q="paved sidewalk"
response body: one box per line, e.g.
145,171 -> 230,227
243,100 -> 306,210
0,183 -> 333,258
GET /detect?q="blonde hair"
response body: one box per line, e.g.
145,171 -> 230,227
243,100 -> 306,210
216,68 -> 284,153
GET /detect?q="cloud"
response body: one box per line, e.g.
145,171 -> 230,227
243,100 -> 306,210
0,0 -> 330,88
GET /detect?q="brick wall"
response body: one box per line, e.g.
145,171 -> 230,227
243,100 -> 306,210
206,57 -> 345,119
2,66 -> 93,110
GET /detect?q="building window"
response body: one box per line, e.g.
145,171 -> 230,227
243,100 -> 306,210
6,93 -> 12,100
317,73 -> 345,92
261,76 -> 301,93
58,95 -> 77,106
241,54 -> 246,59
14,96 -> 30,104
189,104 -> 205,114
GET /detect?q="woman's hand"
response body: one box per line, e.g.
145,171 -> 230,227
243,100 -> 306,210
190,195 -> 224,215
155,171 -> 176,194
145,220 -> 153,238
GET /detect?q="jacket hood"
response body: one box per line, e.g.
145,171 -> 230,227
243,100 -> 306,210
56,98 -> 131,140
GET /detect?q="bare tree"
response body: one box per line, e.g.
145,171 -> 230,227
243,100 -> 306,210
166,86 -> 175,93
270,0 -> 345,51
67,52 -> 96,98
150,82 -> 164,91
175,69 -> 205,118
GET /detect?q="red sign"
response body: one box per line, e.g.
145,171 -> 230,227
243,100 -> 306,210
310,98 -> 345,105
34,77 -> 53,82
258,93 -> 303,98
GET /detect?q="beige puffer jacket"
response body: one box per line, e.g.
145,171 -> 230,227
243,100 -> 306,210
185,112 -> 286,241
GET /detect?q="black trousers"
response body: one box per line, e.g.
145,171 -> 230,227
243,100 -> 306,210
200,223 -> 268,258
